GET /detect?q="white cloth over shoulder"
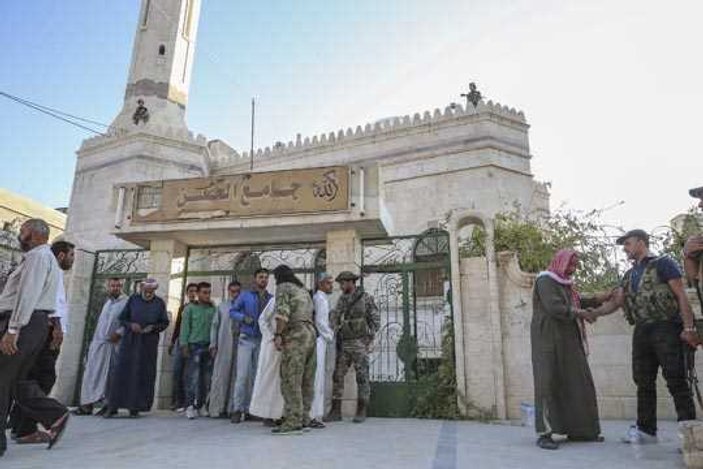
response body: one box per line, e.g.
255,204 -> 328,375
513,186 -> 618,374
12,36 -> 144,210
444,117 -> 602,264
249,297 -> 284,419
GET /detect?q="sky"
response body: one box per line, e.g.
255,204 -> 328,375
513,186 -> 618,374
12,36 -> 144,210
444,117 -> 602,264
1,0 -> 701,231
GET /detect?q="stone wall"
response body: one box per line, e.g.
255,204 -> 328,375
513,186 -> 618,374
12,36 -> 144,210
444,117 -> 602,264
462,251 -> 703,421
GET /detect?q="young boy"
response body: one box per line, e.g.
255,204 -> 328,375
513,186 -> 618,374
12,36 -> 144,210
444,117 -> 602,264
181,282 -> 217,419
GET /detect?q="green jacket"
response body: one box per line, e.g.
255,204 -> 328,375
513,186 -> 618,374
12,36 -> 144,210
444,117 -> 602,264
180,302 -> 217,345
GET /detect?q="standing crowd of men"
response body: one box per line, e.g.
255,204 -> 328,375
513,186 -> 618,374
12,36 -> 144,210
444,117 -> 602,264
1,184 -> 702,457
0,215 -> 381,457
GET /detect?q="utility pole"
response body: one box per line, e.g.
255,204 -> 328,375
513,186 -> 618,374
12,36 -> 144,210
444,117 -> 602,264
250,97 -> 256,171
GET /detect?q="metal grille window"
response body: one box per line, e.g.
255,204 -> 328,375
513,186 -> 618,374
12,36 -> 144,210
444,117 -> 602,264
136,186 -> 162,209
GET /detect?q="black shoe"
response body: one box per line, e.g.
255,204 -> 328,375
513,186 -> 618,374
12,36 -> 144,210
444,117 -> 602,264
230,411 -> 242,424
246,413 -> 262,422
308,419 -> 326,429
352,399 -> 367,423
73,405 -> 94,416
263,419 -> 276,427
324,399 -> 342,422
537,434 -> 559,450
103,408 -> 118,419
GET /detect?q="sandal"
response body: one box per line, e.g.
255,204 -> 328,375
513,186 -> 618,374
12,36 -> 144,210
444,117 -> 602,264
16,431 -> 51,445
48,412 -> 70,450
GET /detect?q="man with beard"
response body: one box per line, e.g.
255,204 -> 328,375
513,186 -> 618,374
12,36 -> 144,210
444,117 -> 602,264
0,219 -> 69,457
208,281 -> 241,418
12,240 -> 75,444
104,278 -> 169,418
589,229 -> 700,444
74,278 -> 128,416
325,271 -> 379,424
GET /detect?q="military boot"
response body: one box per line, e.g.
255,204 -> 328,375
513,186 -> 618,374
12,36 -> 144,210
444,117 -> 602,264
352,399 -> 367,423
324,399 -> 342,422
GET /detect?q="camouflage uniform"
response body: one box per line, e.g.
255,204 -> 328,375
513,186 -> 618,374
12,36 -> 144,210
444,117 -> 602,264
331,288 -> 380,402
275,282 -> 317,430
621,255 -> 695,435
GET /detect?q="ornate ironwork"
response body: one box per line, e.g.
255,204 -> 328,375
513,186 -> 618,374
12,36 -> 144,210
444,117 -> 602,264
95,249 -> 150,276
362,230 -> 452,384
185,244 -> 325,296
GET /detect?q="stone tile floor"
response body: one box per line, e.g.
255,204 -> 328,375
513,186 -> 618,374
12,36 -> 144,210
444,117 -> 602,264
2,413 -> 685,469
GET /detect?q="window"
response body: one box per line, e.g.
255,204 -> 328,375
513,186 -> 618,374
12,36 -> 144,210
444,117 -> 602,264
183,0 -> 195,40
158,44 -> 166,56
413,229 -> 450,298
141,0 -> 151,28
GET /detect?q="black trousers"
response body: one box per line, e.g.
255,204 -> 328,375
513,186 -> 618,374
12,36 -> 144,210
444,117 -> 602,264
0,312 -> 67,452
632,320 -> 696,435
11,325 -> 60,437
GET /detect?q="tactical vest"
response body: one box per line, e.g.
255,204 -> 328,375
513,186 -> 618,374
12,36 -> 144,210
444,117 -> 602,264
622,256 -> 679,325
338,290 -> 372,340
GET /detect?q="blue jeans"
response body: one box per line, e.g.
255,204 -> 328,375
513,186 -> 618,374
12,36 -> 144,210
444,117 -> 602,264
171,338 -> 186,408
185,343 -> 213,409
232,334 -> 261,413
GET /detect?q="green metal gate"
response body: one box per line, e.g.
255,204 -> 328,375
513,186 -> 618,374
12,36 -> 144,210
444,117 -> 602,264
362,229 -> 454,417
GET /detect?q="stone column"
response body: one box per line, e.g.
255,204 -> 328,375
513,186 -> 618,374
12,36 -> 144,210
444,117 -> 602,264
148,239 -> 187,410
325,229 -> 362,416
53,247 -> 97,404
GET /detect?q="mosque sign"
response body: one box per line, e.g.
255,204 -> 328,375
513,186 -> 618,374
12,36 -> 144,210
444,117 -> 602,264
131,166 -> 350,223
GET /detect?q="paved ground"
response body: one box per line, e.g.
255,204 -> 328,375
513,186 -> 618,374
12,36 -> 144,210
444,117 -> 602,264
2,413 -> 686,469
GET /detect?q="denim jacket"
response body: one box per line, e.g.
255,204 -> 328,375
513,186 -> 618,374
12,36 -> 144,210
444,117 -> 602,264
229,289 -> 272,338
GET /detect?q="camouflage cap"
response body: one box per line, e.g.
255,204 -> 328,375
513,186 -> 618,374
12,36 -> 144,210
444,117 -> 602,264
690,186 -> 703,199
335,271 -> 360,282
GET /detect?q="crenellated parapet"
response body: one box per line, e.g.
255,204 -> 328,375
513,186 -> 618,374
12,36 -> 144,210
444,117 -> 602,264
79,125 -> 208,152
210,100 -> 525,171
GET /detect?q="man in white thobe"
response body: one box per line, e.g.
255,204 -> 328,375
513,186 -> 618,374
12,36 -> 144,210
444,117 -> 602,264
309,273 -> 335,428
74,278 -> 128,415
208,281 -> 241,418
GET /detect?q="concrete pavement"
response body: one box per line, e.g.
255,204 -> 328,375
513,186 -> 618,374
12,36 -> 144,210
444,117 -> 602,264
2,414 -> 685,469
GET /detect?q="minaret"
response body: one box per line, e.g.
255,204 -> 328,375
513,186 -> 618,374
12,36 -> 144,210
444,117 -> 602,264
111,0 -> 202,133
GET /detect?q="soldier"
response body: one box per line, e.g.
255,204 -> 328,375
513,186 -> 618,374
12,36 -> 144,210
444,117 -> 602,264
271,265 -> 317,435
589,229 -> 700,444
683,186 -> 703,291
325,271 -> 379,424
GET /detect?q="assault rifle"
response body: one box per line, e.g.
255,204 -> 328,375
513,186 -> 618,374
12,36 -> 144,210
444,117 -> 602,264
685,282 -> 703,410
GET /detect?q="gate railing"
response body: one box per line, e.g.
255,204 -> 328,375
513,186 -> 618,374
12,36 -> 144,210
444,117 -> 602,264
361,229 -> 453,384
